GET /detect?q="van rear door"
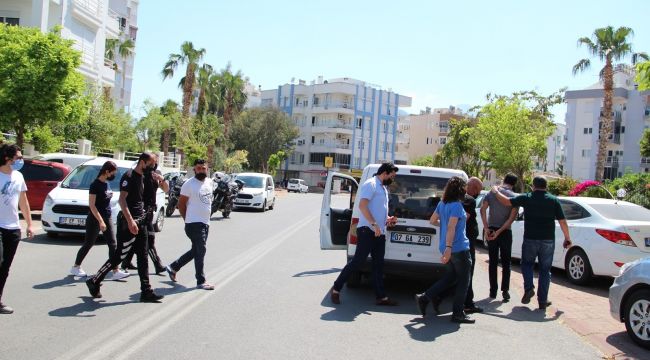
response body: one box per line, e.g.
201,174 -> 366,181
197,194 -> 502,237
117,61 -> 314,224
320,172 -> 359,250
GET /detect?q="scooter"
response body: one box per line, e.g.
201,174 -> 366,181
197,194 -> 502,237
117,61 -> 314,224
211,175 -> 244,218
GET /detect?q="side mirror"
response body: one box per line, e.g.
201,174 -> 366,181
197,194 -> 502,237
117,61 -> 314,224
267,186 -> 273,190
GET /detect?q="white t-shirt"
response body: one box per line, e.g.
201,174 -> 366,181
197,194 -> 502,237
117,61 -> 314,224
181,177 -> 213,225
0,170 -> 28,230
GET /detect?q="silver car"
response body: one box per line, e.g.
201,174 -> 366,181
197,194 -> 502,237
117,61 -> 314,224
609,257 -> 650,349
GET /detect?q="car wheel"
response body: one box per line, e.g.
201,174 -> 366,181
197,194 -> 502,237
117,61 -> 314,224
565,248 -> 593,285
165,204 -> 175,217
347,271 -> 362,288
46,231 -> 58,238
624,289 -> 650,349
261,199 -> 267,212
269,198 -> 275,210
153,209 -> 164,232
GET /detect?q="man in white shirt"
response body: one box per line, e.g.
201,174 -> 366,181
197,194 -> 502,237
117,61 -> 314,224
0,144 -> 34,314
165,159 -> 215,290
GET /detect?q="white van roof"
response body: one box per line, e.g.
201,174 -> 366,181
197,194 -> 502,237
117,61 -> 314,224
35,153 -> 95,160
362,164 -> 468,180
80,157 -> 136,168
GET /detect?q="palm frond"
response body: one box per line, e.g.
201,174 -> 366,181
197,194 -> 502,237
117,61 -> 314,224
572,59 -> 591,76
632,52 -> 650,65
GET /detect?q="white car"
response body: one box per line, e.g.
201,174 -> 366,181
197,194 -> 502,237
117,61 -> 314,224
287,178 -> 308,193
233,173 -> 276,212
42,158 -> 166,237
485,196 -> 650,285
33,153 -> 96,169
320,164 -> 468,284
609,257 -> 650,349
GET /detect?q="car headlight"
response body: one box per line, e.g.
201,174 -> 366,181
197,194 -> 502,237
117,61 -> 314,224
44,195 -> 54,208
253,192 -> 264,196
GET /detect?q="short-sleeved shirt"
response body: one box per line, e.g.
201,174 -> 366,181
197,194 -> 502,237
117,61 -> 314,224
509,190 -> 565,240
462,194 -> 478,240
436,200 -> 470,254
89,179 -> 113,218
143,171 -> 159,208
357,176 -> 389,234
0,170 -> 27,230
120,170 -> 145,219
181,177 -> 213,225
485,187 -> 517,228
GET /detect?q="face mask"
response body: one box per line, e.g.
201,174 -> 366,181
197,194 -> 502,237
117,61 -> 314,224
11,158 -> 24,172
144,164 -> 155,174
382,178 -> 393,186
195,173 -> 207,181
107,174 -> 116,181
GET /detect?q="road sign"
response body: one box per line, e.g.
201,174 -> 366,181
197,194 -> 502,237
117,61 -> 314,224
324,156 -> 333,168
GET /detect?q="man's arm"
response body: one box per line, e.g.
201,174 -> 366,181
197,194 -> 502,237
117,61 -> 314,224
178,195 -> 189,220
119,190 -> 138,235
559,219 -> 572,248
359,198 -> 380,236
492,186 -> 513,207
480,200 -> 489,231
18,191 -> 34,239
494,207 -> 518,237
429,211 -> 440,227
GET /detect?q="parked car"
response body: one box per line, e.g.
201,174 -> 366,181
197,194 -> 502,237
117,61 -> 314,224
233,173 -> 276,211
287,178 -> 309,193
41,158 -> 166,237
609,257 -> 650,349
19,159 -> 71,211
320,164 -> 468,284
32,153 -> 95,169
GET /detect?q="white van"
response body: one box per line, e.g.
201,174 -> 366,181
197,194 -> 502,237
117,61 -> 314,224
234,173 -> 276,211
320,164 -> 468,283
33,153 -> 95,170
287,178 -> 308,193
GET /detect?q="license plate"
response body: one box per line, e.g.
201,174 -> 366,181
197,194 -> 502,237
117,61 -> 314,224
59,217 -> 86,226
235,200 -> 249,204
645,237 -> 650,247
390,231 -> 431,246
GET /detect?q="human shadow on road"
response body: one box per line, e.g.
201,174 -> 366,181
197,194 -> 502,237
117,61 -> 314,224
49,297 -> 132,318
22,233 -> 86,247
154,281 -> 195,296
605,331 -> 646,359
293,268 -> 342,277
33,275 -> 78,290
404,317 -> 461,342
482,304 -> 563,323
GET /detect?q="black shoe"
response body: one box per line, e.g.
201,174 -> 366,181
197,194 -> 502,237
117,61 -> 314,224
124,263 -> 137,270
521,289 -> 535,304
502,291 -> 511,303
415,294 -> 428,316
451,314 -> 476,324
140,290 -> 164,303
431,296 -> 441,315
154,266 -> 166,275
489,291 -> 497,299
539,301 -> 553,310
464,305 -> 484,314
86,279 -> 102,298
0,304 -> 14,314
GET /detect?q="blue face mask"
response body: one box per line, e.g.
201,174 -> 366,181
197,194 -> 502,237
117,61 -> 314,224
11,159 -> 24,171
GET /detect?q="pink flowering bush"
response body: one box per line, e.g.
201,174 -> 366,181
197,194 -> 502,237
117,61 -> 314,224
568,180 -> 602,196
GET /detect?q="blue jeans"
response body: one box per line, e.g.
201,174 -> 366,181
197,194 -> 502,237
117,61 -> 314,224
170,223 -> 209,285
424,250 -> 472,316
521,239 -> 554,305
333,226 -> 386,299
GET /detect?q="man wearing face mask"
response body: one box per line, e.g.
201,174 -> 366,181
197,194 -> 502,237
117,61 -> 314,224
121,154 -> 169,274
330,162 -> 399,306
86,152 -> 164,302
165,159 -> 215,290
0,144 -> 34,314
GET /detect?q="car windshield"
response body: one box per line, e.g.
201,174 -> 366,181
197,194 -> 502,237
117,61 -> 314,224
590,203 -> 650,222
61,165 -> 130,191
236,175 -> 264,188
289,179 -> 299,184
386,175 -> 450,220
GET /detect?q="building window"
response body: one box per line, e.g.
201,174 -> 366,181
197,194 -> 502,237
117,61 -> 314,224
581,149 -> 591,157
311,136 -> 315,144
439,137 -> 447,145
621,126 -> 625,133
583,127 -> 593,134
0,17 -> 20,26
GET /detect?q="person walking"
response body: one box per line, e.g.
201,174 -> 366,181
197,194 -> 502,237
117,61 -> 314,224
121,154 -> 168,274
0,144 -> 34,314
85,152 -> 164,302
480,173 -> 518,302
491,176 -> 572,310
165,159 -> 215,290
415,176 -> 475,324
330,162 -> 399,306
460,177 -> 484,314
70,161 -> 128,280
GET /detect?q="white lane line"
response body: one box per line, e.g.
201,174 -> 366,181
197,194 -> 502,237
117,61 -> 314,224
55,214 -> 318,360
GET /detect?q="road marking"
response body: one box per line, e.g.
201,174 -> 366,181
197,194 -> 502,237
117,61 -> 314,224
55,214 -> 318,360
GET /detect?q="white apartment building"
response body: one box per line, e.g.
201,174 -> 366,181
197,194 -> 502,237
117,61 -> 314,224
260,76 -> 412,186
534,122 -> 566,174
1,0 -> 139,110
565,71 -> 650,181
399,106 -> 464,164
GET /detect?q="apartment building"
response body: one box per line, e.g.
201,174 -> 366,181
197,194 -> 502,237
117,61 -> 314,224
260,76 -> 412,186
533,122 -> 566,174
564,71 -> 650,181
1,0 -> 139,110
398,106 -> 464,164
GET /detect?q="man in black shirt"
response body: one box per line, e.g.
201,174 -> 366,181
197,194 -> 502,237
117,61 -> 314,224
86,152 -> 164,303
462,177 -> 483,313
121,154 -> 169,274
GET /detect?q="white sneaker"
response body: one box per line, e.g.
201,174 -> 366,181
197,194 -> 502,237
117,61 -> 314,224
107,269 -> 130,281
70,266 -> 87,277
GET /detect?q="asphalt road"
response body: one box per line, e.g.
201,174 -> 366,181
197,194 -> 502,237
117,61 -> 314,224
0,192 -> 602,359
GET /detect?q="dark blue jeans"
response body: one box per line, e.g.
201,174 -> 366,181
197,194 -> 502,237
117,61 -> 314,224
521,239 -> 554,305
333,226 -> 386,299
170,223 -> 209,285
424,250 -> 472,316
0,228 -> 21,303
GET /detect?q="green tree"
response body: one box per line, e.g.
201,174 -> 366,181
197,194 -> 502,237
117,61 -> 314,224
412,155 -> 434,167
135,100 -> 165,151
178,114 -> 223,167
208,64 -> 248,148
573,26 -> 648,181
231,108 -> 298,173
638,61 -> 650,91
433,118 -> 485,177
223,150 -> 249,173
159,100 -> 181,155
267,150 -> 287,176
641,129 -> 650,158
0,24 -> 87,147
161,41 -> 206,119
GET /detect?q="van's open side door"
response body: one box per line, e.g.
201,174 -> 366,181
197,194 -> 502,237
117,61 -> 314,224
320,172 -> 359,250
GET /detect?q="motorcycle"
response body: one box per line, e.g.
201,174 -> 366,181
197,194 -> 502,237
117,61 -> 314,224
165,176 -> 185,217
211,174 -> 244,218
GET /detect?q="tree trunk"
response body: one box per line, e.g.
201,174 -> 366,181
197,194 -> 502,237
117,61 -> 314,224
15,124 -> 25,148
595,59 -> 614,181
162,129 -> 170,155
207,143 -> 214,168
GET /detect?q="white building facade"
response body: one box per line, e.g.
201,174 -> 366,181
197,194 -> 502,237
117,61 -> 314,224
564,72 -> 650,181
1,0 -> 139,110
260,77 -> 412,186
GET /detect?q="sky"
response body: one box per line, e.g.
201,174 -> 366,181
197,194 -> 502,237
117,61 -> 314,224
130,0 -> 650,122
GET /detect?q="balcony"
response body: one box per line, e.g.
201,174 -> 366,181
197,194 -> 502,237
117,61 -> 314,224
311,119 -> 354,134
106,9 -> 121,38
72,0 -> 103,28
312,101 -> 354,114
308,162 -> 350,170
605,156 -> 619,166
309,142 -> 352,153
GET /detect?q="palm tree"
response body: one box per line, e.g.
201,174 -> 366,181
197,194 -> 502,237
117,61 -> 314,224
159,100 -> 180,155
104,37 -> 135,103
573,26 -> 648,181
208,64 -> 248,149
195,64 -> 214,117
161,41 -> 206,119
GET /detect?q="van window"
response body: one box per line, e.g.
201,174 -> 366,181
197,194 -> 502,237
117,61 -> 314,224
387,174 -> 449,220
20,163 -> 64,181
289,179 -> 299,184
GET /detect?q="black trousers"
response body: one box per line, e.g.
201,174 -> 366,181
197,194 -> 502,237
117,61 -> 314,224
75,214 -> 116,266
0,227 -> 21,303
121,209 -> 163,272
89,214 -> 151,292
488,227 -> 512,294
